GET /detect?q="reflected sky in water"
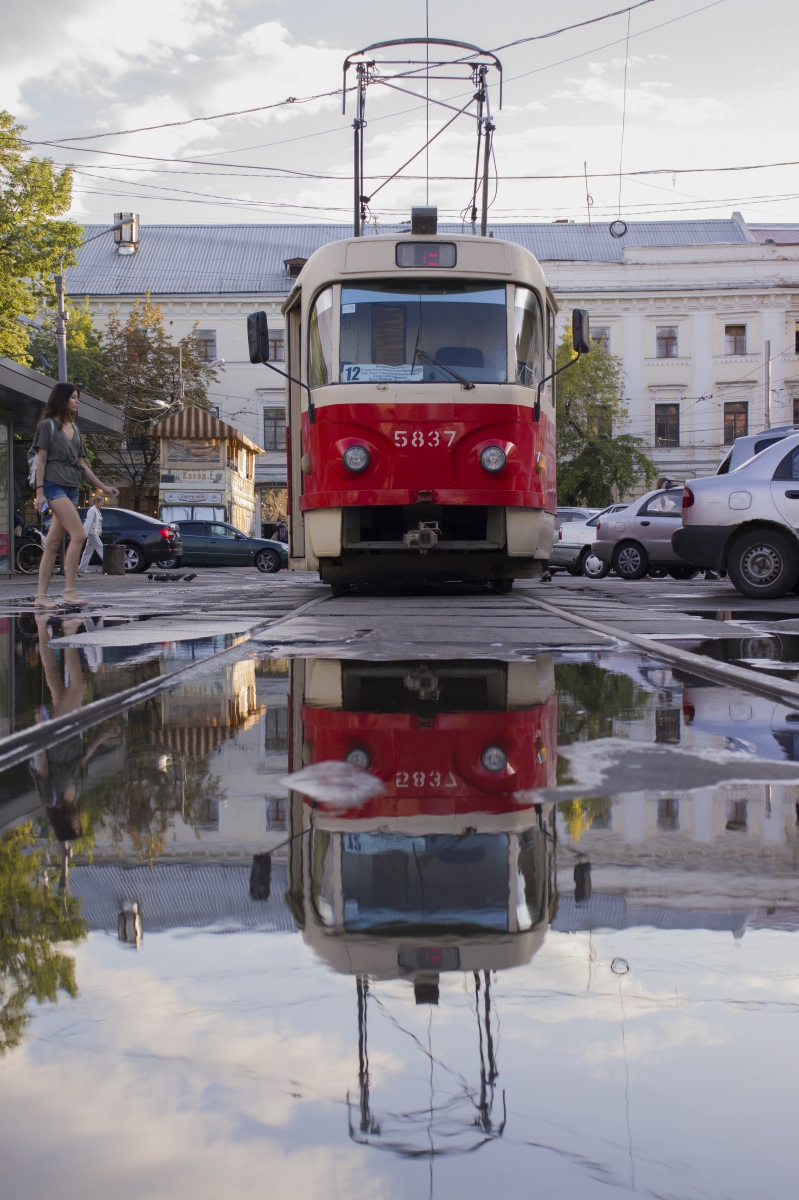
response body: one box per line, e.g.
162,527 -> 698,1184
1,631 -> 798,1199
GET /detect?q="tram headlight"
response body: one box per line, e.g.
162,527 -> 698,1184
481,745 -> 508,772
342,444 -> 370,473
480,445 -> 506,473
345,747 -> 371,770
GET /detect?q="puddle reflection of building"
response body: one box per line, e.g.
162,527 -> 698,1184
286,657 -> 559,1159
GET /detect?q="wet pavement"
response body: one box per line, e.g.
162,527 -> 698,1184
1,574 -> 799,1199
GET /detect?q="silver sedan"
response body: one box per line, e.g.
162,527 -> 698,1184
674,431 -> 799,598
593,488 -> 698,580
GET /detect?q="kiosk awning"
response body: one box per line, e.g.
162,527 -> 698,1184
154,405 -> 264,454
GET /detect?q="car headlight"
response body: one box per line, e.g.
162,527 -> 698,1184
480,445 -> 506,473
345,747 -> 371,770
342,444 -> 370,473
481,745 -> 508,772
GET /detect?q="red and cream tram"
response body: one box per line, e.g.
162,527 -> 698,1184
248,214 -> 590,592
285,656 -> 559,979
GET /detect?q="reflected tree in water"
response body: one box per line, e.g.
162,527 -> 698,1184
556,662 -> 649,746
0,823 -> 86,1053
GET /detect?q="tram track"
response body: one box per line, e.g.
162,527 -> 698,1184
518,590 -> 799,708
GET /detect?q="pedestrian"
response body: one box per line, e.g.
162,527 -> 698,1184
31,382 -> 119,608
79,494 -> 104,574
274,517 -> 289,544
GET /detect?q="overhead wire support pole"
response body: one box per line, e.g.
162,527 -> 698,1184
479,67 -> 494,237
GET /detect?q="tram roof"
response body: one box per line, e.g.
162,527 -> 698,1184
66,215 -> 772,297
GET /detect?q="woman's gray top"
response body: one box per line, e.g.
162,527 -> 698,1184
32,420 -> 86,488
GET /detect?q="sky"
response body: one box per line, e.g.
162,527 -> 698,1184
2,0 -> 798,229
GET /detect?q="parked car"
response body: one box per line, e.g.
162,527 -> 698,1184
716,425 -> 799,475
674,432 -> 799,598
593,488 -> 698,580
77,507 -> 182,573
549,505 -> 629,576
554,506 -> 603,531
163,520 -> 287,573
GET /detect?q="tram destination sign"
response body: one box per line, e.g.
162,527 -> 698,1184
396,242 -> 456,268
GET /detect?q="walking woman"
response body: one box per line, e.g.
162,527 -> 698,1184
32,382 -> 119,608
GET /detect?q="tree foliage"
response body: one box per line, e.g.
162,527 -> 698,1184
92,298 -> 216,510
0,823 -> 86,1053
556,326 -> 657,505
0,110 -> 83,363
27,296 -> 108,394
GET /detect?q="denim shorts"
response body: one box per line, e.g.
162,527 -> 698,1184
42,482 -> 79,505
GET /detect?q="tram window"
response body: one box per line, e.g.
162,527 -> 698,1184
514,287 -> 544,388
309,286 -> 334,388
339,280 -> 507,384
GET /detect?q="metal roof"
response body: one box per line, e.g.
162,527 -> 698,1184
154,403 -> 264,453
66,217 -> 764,298
749,226 -> 799,245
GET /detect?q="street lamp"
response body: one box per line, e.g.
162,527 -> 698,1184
55,218 -> 133,382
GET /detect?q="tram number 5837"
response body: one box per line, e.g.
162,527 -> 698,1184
394,429 -> 457,448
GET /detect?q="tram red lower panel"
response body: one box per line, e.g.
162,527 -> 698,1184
297,402 -> 556,512
301,702 -> 558,821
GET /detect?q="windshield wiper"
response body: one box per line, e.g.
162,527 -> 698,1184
414,348 -> 475,390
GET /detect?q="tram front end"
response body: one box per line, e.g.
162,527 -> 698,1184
248,228 -> 590,591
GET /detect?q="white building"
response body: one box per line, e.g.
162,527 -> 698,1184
66,214 -> 799,517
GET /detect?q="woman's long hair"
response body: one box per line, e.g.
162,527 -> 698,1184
38,382 -> 80,427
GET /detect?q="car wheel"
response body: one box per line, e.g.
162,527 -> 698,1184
159,556 -> 181,570
581,550 -> 610,579
255,548 -> 281,574
727,530 -> 799,599
613,541 -> 649,580
668,565 -> 699,580
122,543 -> 145,573
16,543 -> 43,574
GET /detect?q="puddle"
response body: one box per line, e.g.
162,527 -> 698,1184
691,633 -> 799,678
685,608 -> 799,623
0,613 -> 247,740
1,646 -> 799,1198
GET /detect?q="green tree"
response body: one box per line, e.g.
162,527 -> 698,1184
93,297 -> 216,510
0,110 -> 83,363
556,326 -> 657,505
0,823 -> 86,1053
27,296 -> 108,395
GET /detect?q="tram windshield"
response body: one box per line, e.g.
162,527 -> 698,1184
310,829 -> 548,934
337,281 -> 507,385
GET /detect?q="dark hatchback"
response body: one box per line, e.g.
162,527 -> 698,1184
78,507 -> 182,573
163,521 -> 287,573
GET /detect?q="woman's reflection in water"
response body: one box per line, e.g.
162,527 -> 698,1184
31,614 -> 119,890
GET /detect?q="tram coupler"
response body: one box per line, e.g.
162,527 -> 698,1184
403,521 -> 441,553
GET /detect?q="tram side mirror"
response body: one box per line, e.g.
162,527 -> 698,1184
247,311 -> 271,364
572,308 -> 591,354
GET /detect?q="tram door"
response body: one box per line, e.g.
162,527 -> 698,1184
286,301 -> 306,562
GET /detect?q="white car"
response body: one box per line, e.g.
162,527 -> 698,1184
716,425 -> 799,475
674,431 -> 799,598
549,505 -> 629,577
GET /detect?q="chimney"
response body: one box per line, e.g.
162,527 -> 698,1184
114,213 -> 140,255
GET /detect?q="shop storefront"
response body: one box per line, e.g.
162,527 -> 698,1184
155,406 -> 263,534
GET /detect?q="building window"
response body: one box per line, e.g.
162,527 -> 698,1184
591,327 -> 610,349
724,401 -> 748,444
655,708 -> 681,744
724,324 -> 746,355
794,321 -> 799,355
656,326 -> 678,358
725,799 -> 748,832
263,407 -> 286,451
793,396 -> 799,425
657,798 -> 679,831
269,332 -> 285,362
196,330 -> 217,362
655,404 -> 679,447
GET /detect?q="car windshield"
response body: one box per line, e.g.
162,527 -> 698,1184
338,280 -> 507,384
